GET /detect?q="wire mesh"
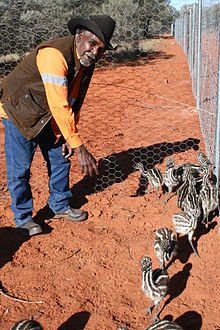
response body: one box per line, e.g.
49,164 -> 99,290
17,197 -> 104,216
0,0 -> 210,200
174,0 -> 220,165
176,0 -> 220,168
200,0 -> 220,162
0,3 -> 219,328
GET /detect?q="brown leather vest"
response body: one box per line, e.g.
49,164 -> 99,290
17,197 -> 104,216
0,36 -> 94,140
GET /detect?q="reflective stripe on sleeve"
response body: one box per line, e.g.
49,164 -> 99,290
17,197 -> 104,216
41,73 -> 68,86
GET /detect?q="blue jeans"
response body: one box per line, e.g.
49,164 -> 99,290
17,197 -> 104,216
2,118 -> 72,227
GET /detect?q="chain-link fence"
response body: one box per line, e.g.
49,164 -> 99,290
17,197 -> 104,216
174,0 -> 220,182
0,3 -> 219,328
0,0 -> 179,74
0,0 -> 215,198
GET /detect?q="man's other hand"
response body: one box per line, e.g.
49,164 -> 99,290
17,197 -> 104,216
76,145 -> 99,177
62,142 -> 74,159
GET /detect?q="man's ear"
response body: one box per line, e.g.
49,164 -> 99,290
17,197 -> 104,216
75,31 -> 85,43
75,33 -> 82,43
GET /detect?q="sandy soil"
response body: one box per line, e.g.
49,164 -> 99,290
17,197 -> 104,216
0,37 -> 219,330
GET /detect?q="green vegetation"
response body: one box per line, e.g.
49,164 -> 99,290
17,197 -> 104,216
0,0 -> 178,57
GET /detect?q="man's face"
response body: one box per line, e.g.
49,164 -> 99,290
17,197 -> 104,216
75,30 -> 106,67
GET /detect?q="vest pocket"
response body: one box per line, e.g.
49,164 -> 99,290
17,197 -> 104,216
16,89 -> 49,127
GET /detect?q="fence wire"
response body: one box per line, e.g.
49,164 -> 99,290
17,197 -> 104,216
0,0 -> 216,198
174,0 -> 220,169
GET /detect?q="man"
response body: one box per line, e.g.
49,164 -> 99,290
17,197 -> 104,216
0,15 -> 116,236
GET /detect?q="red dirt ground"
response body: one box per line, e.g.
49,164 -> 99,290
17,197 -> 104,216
0,37 -> 219,330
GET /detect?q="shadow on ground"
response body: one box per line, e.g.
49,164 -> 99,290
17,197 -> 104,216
107,49 -> 175,67
0,227 -> 29,268
33,137 -> 200,222
174,310 -> 202,329
57,311 -> 90,330
70,137 -> 200,208
163,311 -> 202,330
161,263 -> 192,313
171,221 -> 217,265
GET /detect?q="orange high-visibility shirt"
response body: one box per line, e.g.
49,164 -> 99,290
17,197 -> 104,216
0,47 -> 84,148
0,102 -> 7,119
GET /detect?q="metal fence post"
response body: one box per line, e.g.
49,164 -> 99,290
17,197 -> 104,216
191,3 -> 196,82
214,24 -> 220,196
175,19 -> 178,40
171,23 -> 174,36
182,15 -> 184,48
196,0 -> 202,109
188,9 -> 192,73
175,18 -> 179,43
183,14 -> 187,53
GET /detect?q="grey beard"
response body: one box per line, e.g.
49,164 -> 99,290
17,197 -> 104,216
79,57 -> 91,67
79,53 -> 95,67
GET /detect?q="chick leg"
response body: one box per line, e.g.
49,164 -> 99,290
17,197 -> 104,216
146,300 -> 152,317
188,231 -> 200,257
153,303 -> 160,322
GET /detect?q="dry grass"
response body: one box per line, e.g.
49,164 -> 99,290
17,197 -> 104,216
0,53 -> 21,64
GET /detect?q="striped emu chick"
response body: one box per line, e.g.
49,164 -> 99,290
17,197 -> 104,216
172,210 -> 200,257
162,158 -> 182,204
154,227 -> 178,269
197,151 -> 213,183
141,256 -> 169,322
176,165 -> 202,211
10,319 -> 43,330
135,163 -> 163,199
145,319 -> 183,330
176,166 -> 191,209
181,171 -> 201,217
197,151 -> 212,168
176,162 -> 202,184
198,166 -> 218,226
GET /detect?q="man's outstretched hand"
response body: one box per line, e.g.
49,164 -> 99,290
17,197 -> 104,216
76,144 -> 99,177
